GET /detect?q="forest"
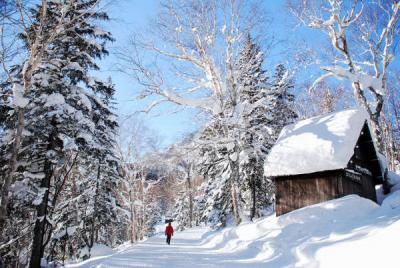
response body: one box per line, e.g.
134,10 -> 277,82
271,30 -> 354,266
0,0 -> 399,267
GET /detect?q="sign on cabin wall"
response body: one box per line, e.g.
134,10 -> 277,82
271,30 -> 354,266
344,169 -> 362,183
354,165 -> 372,176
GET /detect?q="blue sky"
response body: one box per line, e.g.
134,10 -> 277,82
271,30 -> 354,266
97,0 -> 202,148
96,1 -> 336,148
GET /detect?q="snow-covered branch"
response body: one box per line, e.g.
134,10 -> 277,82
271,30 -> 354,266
121,0 -> 265,117
290,0 -> 400,151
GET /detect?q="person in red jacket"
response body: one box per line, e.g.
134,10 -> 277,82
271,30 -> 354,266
165,222 -> 174,245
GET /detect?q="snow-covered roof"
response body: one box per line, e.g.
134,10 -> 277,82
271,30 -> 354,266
264,109 -> 371,177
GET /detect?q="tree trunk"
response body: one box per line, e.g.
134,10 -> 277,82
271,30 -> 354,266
187,166 -> 193,228
129,187 -> 135,243
230,142 -> 241,226
250,173 -> 256,221
352,80 -> 390,192
230,181 -> 241,225
29,128 -> 57,268
1,0 -> 51,235
89,161 -> 101,258
383,122 -> 397,171
62,235 -> 67,266
352,81 -> 384,152
369,113 -> 383,152
0,109 -> 24,232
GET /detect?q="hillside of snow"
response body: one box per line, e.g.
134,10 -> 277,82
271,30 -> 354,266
67,190 -> 400,268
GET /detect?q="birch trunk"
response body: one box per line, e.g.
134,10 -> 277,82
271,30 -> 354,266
186,166 -> 193,228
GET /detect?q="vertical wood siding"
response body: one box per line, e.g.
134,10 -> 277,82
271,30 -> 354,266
276,173 -> 339,216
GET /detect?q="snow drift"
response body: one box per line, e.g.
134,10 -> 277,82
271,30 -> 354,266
67,189 -> 400,268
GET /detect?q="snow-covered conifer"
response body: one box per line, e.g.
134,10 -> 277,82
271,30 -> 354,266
0,0 -> 120,266
236,35 -> 271,220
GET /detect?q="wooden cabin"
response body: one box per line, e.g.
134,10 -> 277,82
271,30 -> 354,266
264,109 -> 383,216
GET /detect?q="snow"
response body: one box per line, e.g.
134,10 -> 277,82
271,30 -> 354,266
12,83 -> 29,108
226,142 -> 235,151
61,135 -> 78,151
89,244 -> 114,257
23,171 -> 45,180
32,187 -> 47,206
264,109 -> 371,177
73,244 -> 115,263
93,28 -> 109,37
44,93 -> 66,107
66,192 -> 400,268
221,24 -> 226,34
388,170 -> 400,186
388,171 -> 400,193
379,152 -> 388,171
324,66 -> 385,95
77,132 -> 93,144
78,92 -> 92,111
229,152 -> 238,162
162,90 -> 219,114
87,39 -> 103,51
53,226 -> 78,240
67,62 -> 84,72
381,190 -> 400,210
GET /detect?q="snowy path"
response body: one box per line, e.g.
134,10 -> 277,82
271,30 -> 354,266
67,194 -> 400,268
66,227 -> 266,268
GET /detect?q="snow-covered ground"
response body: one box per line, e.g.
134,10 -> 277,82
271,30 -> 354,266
67,191 -> 400,268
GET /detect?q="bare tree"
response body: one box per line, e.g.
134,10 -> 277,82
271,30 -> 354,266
120,0 -> 267,226
117,118 -> 147,243
382,72 -> 400,170
117,118 -> 167,242
166,136 -> 200,228
289,0 -> 400,152
296,80 -> 352,117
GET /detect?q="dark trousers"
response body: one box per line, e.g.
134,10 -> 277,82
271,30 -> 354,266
166,235 -> 171,245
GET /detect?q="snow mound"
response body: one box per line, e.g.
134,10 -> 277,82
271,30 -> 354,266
68,193 -> 400,268
278,194 -> 379,226
78,243 -> 114,259
90,244 -> 114,257
264,109 -> 369,177
381,190 -> 400,210
388,171 -> 400,187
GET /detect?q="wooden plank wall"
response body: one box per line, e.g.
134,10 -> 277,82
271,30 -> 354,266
340,175 -> 362,197
276,174 -> 339,216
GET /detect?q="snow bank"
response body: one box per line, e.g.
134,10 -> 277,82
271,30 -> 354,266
89,244 -> 114,257
381,190 -> 400,210
388,171 -> 400,187
278,195 -> 378,227
78,243 -> 114,259
264,109 -> 370,177
68,191 -> 400,268
198,194 -> 399,267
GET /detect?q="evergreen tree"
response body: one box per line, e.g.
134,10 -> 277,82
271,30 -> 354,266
193,36 -> 299,226
0,0 -> 120,266
80,78 -> 122,257
269,64 -> 298,141
173,191 -> 191,230
168,137 -> 197,230
193,119 -> 238,228
236,36 -> 298,220
236,34 -> 271,220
